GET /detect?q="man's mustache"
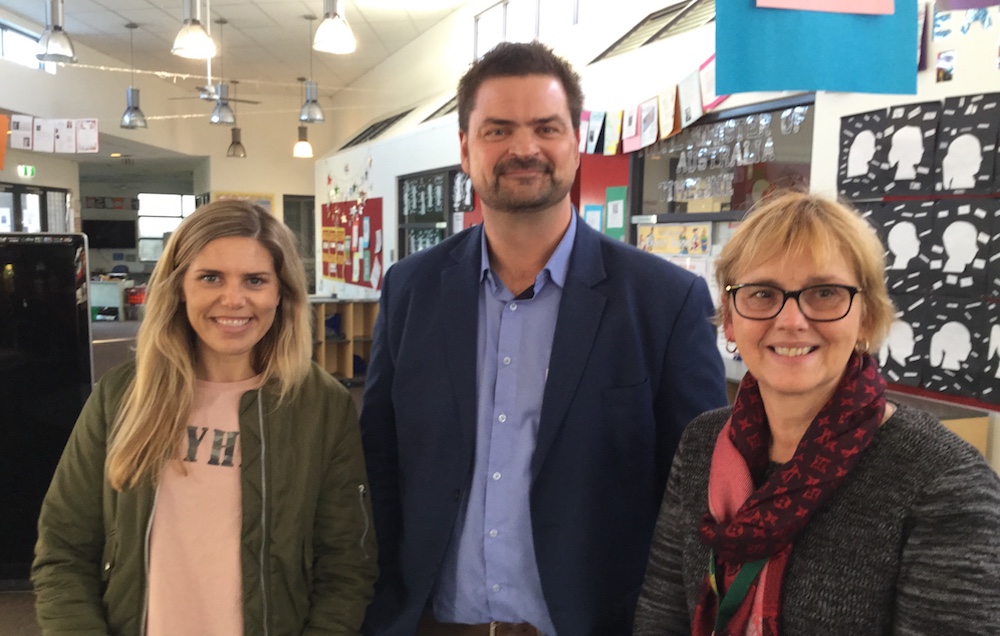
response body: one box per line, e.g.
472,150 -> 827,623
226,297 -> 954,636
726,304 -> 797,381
494,158 -> 554,177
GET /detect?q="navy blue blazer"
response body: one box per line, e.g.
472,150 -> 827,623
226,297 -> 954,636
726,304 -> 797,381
360,221 -> 727,635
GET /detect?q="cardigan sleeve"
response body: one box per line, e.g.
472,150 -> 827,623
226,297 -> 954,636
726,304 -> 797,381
633,428 -> 698,636
893,458 -> 1000,636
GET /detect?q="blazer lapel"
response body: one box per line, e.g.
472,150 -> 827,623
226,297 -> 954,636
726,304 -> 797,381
440,226 -> 483,455
533,222 -> 607,478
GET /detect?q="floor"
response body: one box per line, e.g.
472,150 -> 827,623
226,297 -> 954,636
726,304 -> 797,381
0,320 -> 365,634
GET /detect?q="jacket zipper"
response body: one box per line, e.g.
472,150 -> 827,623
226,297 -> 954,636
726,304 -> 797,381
257,391 -> 270,636
357,484 -> 370,561
140,487 -> 160,636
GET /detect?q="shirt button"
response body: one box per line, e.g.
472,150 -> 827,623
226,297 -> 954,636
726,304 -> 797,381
492,471 -> 501,481
492,584 -> 501,592
502,356 -> 511,365
498,413 -> 507,423
509,302 -> 517,311
489,529 -> 498,538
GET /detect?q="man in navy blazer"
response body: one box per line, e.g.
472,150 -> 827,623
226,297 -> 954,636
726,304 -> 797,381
361,42 -> 727,636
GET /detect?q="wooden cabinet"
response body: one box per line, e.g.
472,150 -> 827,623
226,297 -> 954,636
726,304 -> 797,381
311,298 -> 379,385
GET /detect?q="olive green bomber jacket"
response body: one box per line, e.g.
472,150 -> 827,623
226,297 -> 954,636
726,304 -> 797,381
32,360 -> 378,636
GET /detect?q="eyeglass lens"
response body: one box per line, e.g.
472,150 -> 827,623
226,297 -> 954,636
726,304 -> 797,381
734,284 -> 854,321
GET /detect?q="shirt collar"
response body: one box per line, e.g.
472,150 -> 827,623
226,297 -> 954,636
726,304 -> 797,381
479,209 -> 578,291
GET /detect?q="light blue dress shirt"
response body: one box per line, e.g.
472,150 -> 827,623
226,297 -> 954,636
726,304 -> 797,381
431,213 -> 577,635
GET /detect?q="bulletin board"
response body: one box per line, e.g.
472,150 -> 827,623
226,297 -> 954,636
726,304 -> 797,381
321,197 -> 384,290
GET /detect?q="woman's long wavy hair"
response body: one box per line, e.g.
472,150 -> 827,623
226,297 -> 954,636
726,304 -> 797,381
106,199 -> 312,490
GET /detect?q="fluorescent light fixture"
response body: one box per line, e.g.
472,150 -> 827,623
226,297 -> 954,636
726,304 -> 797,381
227,127 -> 246,158
293,126 -> 314,158
314,0 -> 356,54
37,0 -> 77,63
299,80 -> 325,123
172,0 -> 217,59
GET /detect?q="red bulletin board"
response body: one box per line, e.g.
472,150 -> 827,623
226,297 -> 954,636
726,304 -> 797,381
321,197 -> 384,290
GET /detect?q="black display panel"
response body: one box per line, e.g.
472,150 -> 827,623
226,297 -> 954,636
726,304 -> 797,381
81,219 -> 137,249
0,234 -> 92,582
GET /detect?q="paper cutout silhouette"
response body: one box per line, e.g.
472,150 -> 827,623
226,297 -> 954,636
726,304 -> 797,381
930,321 -> 972,370
935,93 -> 1000,192
941,220 -> 979,272
888,125 -> 925,180
887,222 -> 920,270
847,130 -> 877,177
881,320 -> 916,367
942,134 -> 983,189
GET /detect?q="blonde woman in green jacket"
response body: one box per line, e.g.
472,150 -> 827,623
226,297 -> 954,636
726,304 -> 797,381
32,199 -> 377,635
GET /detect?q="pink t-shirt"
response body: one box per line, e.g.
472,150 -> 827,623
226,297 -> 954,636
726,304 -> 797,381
146,375 -> 261,636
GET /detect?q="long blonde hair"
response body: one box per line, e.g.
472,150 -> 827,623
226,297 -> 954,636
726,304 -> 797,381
106,199 -> 312,490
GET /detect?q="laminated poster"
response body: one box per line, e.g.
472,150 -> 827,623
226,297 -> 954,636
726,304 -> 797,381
54,119 -> 76,154
756,0 -> 893,13
622,105 -> 642,154
32,119 -> 55,153
583,204 -> 603,232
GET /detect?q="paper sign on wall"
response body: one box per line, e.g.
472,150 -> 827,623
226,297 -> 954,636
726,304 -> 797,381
658,86 -> 680,140
603,110 -> 624,155
586,111 -> 606,154
639,98 -> 659,148
678,71 -> 704,129
756,0 -> 893,13
622,105 -> 642,153
10,115 -> 32,150
33,119 -> 55,153
76,119 -> 99,153
579,111 -> 591,153
699,55 -> 729,112
0,115 -> 8,170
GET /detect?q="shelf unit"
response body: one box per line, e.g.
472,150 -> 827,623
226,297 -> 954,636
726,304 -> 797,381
311,298 -> 379,385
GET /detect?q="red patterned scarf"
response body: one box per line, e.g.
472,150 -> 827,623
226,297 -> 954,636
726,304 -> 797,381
692,352 -> 886,636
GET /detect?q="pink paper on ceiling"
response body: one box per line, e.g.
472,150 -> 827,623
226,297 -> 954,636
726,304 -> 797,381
756,0 -> 894,15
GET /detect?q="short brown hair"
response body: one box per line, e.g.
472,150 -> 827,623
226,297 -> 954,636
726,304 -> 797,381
715,191 -> 895,352
457,41 -> 583,133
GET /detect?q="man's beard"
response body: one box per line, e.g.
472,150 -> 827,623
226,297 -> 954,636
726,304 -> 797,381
478,157 -> 572,214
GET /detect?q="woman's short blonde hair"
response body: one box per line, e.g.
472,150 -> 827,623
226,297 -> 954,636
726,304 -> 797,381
714,191 -> 895,353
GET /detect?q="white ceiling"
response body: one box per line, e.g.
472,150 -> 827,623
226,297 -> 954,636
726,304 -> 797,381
0,0 -> 467,102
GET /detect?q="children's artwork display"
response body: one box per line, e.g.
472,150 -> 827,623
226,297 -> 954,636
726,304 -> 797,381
321,198 -> 383,290
840,92 -> 1000,406
869,201 -> 935,295
879,295 -> 930,387
922,297 -> 987,397
837,109 -> 886,198
935,93 -> 1000,192
877,101 -> 941,195
927,199 -> 996,296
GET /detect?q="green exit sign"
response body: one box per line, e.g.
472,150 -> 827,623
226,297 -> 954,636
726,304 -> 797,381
17,164 -> 35,178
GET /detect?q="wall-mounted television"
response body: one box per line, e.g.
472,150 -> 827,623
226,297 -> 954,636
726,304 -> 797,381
81,219 -> 137,249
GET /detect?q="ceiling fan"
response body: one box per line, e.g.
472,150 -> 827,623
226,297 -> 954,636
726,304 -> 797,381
170,18 -> 260,106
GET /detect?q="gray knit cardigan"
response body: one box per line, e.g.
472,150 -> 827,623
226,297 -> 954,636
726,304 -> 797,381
633,404 -> 1000,636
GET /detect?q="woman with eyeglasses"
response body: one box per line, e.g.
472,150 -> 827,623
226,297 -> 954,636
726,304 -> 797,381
633,191 -> 1000,635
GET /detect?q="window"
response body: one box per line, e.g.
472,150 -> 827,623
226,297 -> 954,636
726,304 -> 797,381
0,183 -> 69,233
0,23 -> 53,72
137,193 -> 195,261
339,109 -> 415,150
423,96 -> 459,123
591,0 -> 715,63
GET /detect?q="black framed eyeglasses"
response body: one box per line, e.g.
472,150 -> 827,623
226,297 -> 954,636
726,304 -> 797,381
725,283 -> 863,322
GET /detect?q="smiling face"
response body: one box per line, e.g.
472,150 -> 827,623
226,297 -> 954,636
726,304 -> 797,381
181,236 -> 281,381
724,250 -> 867,410
460,74 -> 580,216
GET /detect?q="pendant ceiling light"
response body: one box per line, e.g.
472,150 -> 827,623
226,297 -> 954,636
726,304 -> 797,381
299,16 -> 325,123
227,127 -> 246,158
226,79 -> 246,158
313,0 -> 356,55
293,126 -> 314,158
209,83 -> 236,125
208,19 -> 233,125
172,0 -> 217,59
121,23 -> 147,129
37,0 -> 77,63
